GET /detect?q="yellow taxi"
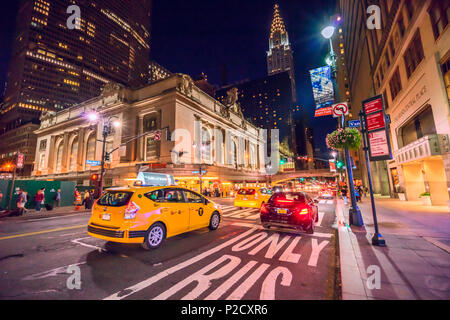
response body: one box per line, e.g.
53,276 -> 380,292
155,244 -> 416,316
87,179 -> 222,250
234,187 -> 272,209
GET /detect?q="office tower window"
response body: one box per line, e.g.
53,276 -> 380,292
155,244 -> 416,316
389,68 -> 402,101
404,31 -> 424,78
429,0 -> 449,40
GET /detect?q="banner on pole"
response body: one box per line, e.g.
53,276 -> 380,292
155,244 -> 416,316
309,66 -> 334,117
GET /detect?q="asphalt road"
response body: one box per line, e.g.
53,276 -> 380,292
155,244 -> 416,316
0,196 -> 337,300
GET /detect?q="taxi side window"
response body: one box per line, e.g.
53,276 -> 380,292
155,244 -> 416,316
260,188 -> 267,194
184,191 -> 204,204
164,189 -> 185,203
145,190 -> 165,202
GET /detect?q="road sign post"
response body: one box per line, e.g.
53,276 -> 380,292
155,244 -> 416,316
360,94 -> 391,247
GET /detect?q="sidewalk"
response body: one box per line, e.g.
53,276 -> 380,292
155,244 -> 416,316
0,205 -> 90,221
336,197 -> 450,300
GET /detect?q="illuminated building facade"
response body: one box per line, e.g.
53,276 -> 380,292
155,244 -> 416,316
215,72 -> 297,153
31,74 -> 268,194
1,0 -> 151,130
148,60 -> 172,84
267,4 -> 296,101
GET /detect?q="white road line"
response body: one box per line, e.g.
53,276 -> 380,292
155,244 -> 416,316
21,212 -> 90,222
104,227 -> 257,300
72,237 -> 107,252
23,262 -> 86,281
316,211 -> 325,227
228,209 -> 259,219
231,222 -> 333,238
222,208 -> 255,217
326,200 -> 334,205
319,200 -> 326,204
244,213 -> 261,220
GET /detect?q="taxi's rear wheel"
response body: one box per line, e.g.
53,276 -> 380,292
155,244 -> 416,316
209,212 -> 220,231
142,223 -> 166,250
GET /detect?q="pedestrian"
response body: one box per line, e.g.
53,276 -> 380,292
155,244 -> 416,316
34,190 -> 44,212
341,185 -> 348,205
16,190 -> 27,215
84,191 -> 91,210
41,187 -> 46,210
54,189 -> 61,207
82,190 -> 89,206
354,187 -> 360,202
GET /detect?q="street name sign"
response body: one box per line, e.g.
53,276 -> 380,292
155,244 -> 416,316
332,102 -> 349,118
86,160 -> 101,166
348,120 -> 361,128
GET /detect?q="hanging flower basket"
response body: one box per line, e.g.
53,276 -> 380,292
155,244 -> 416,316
326,128 -> 362,151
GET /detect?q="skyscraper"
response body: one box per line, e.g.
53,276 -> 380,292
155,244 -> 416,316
0,0 -> 151,175
267,4 -> 296,101
1,0 -> 151,131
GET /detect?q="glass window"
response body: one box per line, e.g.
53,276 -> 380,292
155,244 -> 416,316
429,0 -> 449,40
143,115 -> 157,132
163,189 -> 185,203
98,191 -> 133,207
269,192 -> 306,203
389,68 -> 402,100
69,138 -> 78,171
400,106 -> 436,147
238,189 -> 256,195
404,31 -> 424,78
184,191 -> 204,203
55,142 -> 63,173
441,57 -> 450,100
145,189 -> 165,202
86,134 -> 96,169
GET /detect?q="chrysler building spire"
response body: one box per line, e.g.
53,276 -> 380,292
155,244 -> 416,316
267,4 -> 296,101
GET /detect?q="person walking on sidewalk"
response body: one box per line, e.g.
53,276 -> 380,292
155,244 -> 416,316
54,189 -> 61,207
34,189 -> 44,212
17,190 -> 28,215
341,185 -> 348,205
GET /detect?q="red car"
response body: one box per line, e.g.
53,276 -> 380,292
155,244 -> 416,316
260,192 -> 319,234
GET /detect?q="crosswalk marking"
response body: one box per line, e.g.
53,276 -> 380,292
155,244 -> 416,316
223,208 -> 255,217
318,200 -> 334,205
316,211 -> 325,227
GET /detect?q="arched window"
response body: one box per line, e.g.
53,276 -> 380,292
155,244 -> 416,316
201,127 -> 212,164
86,134 -> 96,169
249,144 -> 255,169
69,138 -> 78,171
230,140 -> 238,167
55,142 -> 64,173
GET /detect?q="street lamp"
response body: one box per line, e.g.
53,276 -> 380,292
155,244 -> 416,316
85,112 -> 121,197
320,22 -> 363,227
193,142 -> 206,194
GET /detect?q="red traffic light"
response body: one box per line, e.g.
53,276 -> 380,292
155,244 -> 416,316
91,174 -> 99,181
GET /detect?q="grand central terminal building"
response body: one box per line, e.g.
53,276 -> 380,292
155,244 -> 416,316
31,74 -> 275,195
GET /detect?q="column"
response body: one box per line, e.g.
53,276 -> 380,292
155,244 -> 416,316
77,128 -> 85,172
61,132 -> 70,173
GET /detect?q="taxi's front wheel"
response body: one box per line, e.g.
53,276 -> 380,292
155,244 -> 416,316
142,223 -> 166,250
208,212 -> 220,231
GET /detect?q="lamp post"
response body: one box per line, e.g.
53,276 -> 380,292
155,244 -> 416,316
87,112 -> 120,198
321,25 -> 363,226
193,143 -> 206,194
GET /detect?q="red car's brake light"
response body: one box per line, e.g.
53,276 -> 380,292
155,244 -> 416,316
275,199 -> 294,204
260,203 -> 269,214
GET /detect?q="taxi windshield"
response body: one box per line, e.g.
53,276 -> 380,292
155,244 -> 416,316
238,189 -> 256,195
98,191 -> 133,207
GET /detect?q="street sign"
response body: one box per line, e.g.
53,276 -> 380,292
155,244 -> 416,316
332,102 -> 349,118
192,170 -> 206,175
362,95 -> 392,161
154,131 -> 161,141
329,160 -> 336,173
348,120 -> 361,128
16,153 -> 24,169
86,160 -> 101,166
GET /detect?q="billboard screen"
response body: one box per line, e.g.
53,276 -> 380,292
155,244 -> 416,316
309,66 -> 334,117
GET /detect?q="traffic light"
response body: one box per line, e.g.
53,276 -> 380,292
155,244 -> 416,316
104,153 -> 111,162
336,160 -> 344,169
280,158 -> 286,165
91,174 -> 99,181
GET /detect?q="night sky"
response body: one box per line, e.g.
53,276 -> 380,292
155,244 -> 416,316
0,0 -> 338,157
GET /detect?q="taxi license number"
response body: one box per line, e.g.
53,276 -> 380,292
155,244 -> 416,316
102,214 -> 111,221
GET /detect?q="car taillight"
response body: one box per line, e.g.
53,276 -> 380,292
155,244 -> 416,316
293,205 -> 310,216
275,199 -> 294,205
260,203 -> 269,214
124,201 -> 140,220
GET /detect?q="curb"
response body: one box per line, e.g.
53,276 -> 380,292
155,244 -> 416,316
335,199 -> 368,300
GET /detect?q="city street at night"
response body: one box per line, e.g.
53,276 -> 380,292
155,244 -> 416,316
0,196 -> 338,300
